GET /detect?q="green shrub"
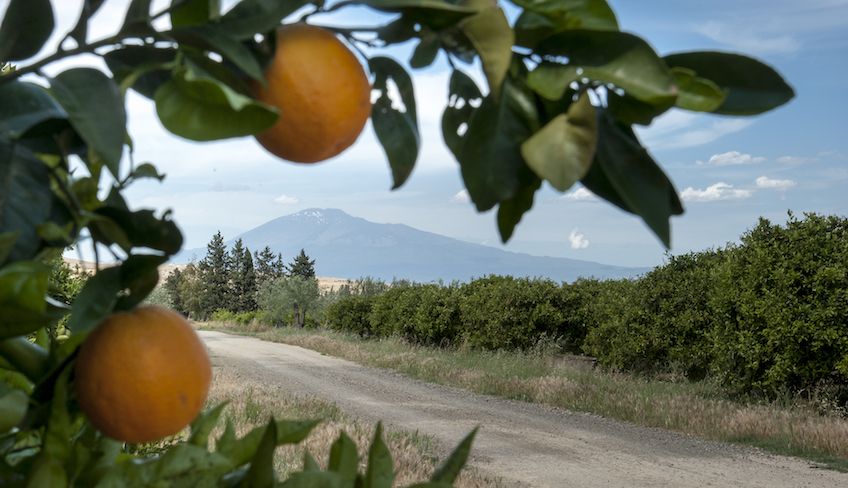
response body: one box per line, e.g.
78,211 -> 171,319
458,276 -> 569,350
410,285 -> 461,346
709,213 -> 848,396
368,284 -> 424,338
326,296 -> 376,336
210,309 -> 257,325
583,251 -> 723,379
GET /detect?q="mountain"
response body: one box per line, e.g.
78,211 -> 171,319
177,209 -> 648,282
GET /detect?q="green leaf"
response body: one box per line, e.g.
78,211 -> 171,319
0,0 -> 55,61
328,432 -> 359,482
363,0 -> 477,30
0,139 -> 53,263
66,267 -> 121,338
122,0 -> 153,31
431,428 -> 477,483
171,0 -> 221,27
410,36 -> 441,69
533,30 -> 675,106
218,419 -> 319,467
28,366 -> 72,486
172,26 -> 264,81
154,69 -> 278,141
497,166 -> 541,243
68,0 -> 108,45
363,423 -> 394,488
521,91 -> 597,191
664,51 -> 794,115
586,112 -> 683,247
670,67 -> 726,113
0,81 -> 67,138
441,70 -> 482,159
218,0 -> 308,39
302,451 -> 320,472
459,79 -> 539,211
0,232 -> 17,266
606,91 -> 674,126
0,387 -> 27,433
377,18 -> 418,46
104,46 -> 177,100
92,191 -> 183,256
512,0 -> 618,32
0,261 -> 50,312
459,7 -> 514,96
241,418 -> 278,487
115,254 -> 166,311
370,57 -> 420,190
280,471 -> 347,488
130,162 -> 166,182
0,336 -> 49,381
527,63 -> 578,101
50,68 -> 127,178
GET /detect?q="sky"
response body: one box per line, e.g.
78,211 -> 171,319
4,0 -> 847,267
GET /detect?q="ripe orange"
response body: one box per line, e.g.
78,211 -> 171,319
74,305 -> 211,444
253,24 -> 371,163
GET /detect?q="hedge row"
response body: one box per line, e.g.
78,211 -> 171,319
324,214 -> 848,399
326,277 -> 588,351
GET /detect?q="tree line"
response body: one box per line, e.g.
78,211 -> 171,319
162,231 -> 317,325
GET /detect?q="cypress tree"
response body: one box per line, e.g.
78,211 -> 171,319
255,245 -> 278,286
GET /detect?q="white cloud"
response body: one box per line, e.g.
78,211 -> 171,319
274,194 -> 300,205
700,151 -> 766,166
755,176 -> 796,189
696,21 -> 801,55
639,111 -> 754,150
569,229 -> 590,249
451,190 -> 470,204
562,187 -> 597,201
680,182 -> 753,202
777,155 -> 816,164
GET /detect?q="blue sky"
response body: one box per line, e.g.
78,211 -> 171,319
8,0 -> 848,267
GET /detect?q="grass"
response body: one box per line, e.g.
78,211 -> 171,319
204,362 -> 502,486
202,321 -> 848,471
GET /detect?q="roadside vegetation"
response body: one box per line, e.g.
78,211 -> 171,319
196,213 -> 848,469
204,367 -> 501,487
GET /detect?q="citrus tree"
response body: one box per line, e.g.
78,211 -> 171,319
0,0 -> 793,485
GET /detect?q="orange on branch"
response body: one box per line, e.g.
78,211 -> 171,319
253,24 -> 372,163
74,305 -> 211,444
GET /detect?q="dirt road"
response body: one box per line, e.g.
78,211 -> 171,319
200,330 -> 847,488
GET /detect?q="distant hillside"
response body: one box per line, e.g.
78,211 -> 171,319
177,209 -> 648,282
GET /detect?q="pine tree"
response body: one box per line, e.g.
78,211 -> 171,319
163,268 -> 184,314
227,239 -> 246,309
272,253 -> 286,279
232,246 -> 258,312
198,231 -> 229,318
254,246 -> 278,286
287,249 -> 316,279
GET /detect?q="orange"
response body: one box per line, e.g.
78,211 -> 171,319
253,24 -> 371,163
74,305 -> 211,443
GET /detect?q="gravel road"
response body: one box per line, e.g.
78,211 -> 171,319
200,330 -> 847,488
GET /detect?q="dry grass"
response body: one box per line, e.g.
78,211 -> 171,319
206,365 -> 501,486
202,322 -> 848,470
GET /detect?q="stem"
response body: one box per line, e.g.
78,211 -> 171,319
0,338 -> 49,383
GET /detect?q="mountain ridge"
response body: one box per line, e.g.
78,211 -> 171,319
177,208 -> 648,282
